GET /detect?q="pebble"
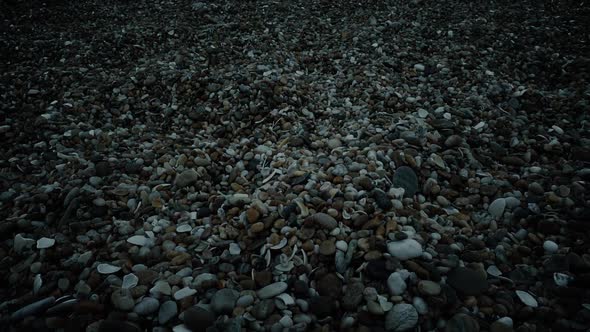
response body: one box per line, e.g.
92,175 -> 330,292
210,288 -> 239,314
183,307 -> 216,332
158,301 -> 178,324
319,240 -> 336,256
36,237 -> 55,249
417,280 -> 441,296
447,267 -> 488,295
111,289 -> 135,311
392,166 -> 419,197
387,239 -> 423,260
543,240 -> 559,254
446,313 -> 480,332
257,282 -> 288,299
342,282 -> 365,311
488,198 -> 507,218
14,234 -> 35,254
173,287 -> 196,300
133,297 -> 160,315
385,303 -> 418,331
174,169 -> 200,187
387,272 -> 407,295
308,213 -> 338,230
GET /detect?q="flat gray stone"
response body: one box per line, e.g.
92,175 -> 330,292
257,282 -> 288,299
392,166 -> 419,197
385,303 -> 418,331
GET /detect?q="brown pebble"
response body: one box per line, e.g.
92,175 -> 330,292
246,208 -> 260,223
250,222 -> 265,233
319,240 -> 336,256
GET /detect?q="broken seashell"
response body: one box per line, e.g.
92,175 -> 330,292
176,224 -> 192,233
36,237 -> 55,249
97,263 -> 121,274
33,274 -> 42,294
122,273 -> 139,289
270,238 -> 288,250
293,198 -> 309,217
554,273 -> 573,287
275,293 -> 295,306
229,243 -> 241,255
515,290 -> 538,307
486,265 -> 502,277
127,235 -> 148,246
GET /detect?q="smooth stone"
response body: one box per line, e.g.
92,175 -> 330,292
392,166 -> 419,197
336,240 -> 348,252
174,169 -> 200,187
488,198 -> 506,218
342,282 -> 365,311
210,288 -> 239,314
252,299 -> 275,320
14,234 -> 35,254
97,263 -> 121,274
387,239 -> 423,260
447,267 -> 488,295
418,280 -> 441,296
122,273 -> 139,289
127,235 -> 148,246
36,237 -> 55,249
367,300 -> 384,315
446,313 -> 480,332
193,273 -> 217,288
310,213 -> 338,230
159,301 -> 178,324
11,296 -> 55,321
412,296 -> 428,314
236,295 -> 254,307
319,240 -> 336,256
151,281 -> 172,296
133,297 -> 160,315
257,282 -> 288,299
183,307 -> 216,332
229,242 -> 241,255
176,224 -> 192,233
543,240 -> 558,254
173,287 -> 197,300
387,272 -> 407,295
385,303 -> 418,331
111,289 -> 135,311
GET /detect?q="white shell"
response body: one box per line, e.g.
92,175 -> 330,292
229,243 -> 241,255
122,273 -> 139,289
515,290 -> 538,307
275,261 -> 294,272
486,265 -> 502,277
127,235 -> 148,246
33,274 -> 42,294
270,238 -> 288,250
176,224 -> 192,233
553,273 -> 572,287
293,198 -> 309,217
172,324 -> 192,332
97,263 -> 121,274
275,293 -> 295,306
36,237 -> 55,249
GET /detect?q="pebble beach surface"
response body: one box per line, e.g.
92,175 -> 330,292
1,0 -> 590,331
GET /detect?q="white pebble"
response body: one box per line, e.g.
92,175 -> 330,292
543,240 -> 558,254
336,240 -> 348,252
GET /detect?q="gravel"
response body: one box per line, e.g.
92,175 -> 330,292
1,0 -> 589,330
